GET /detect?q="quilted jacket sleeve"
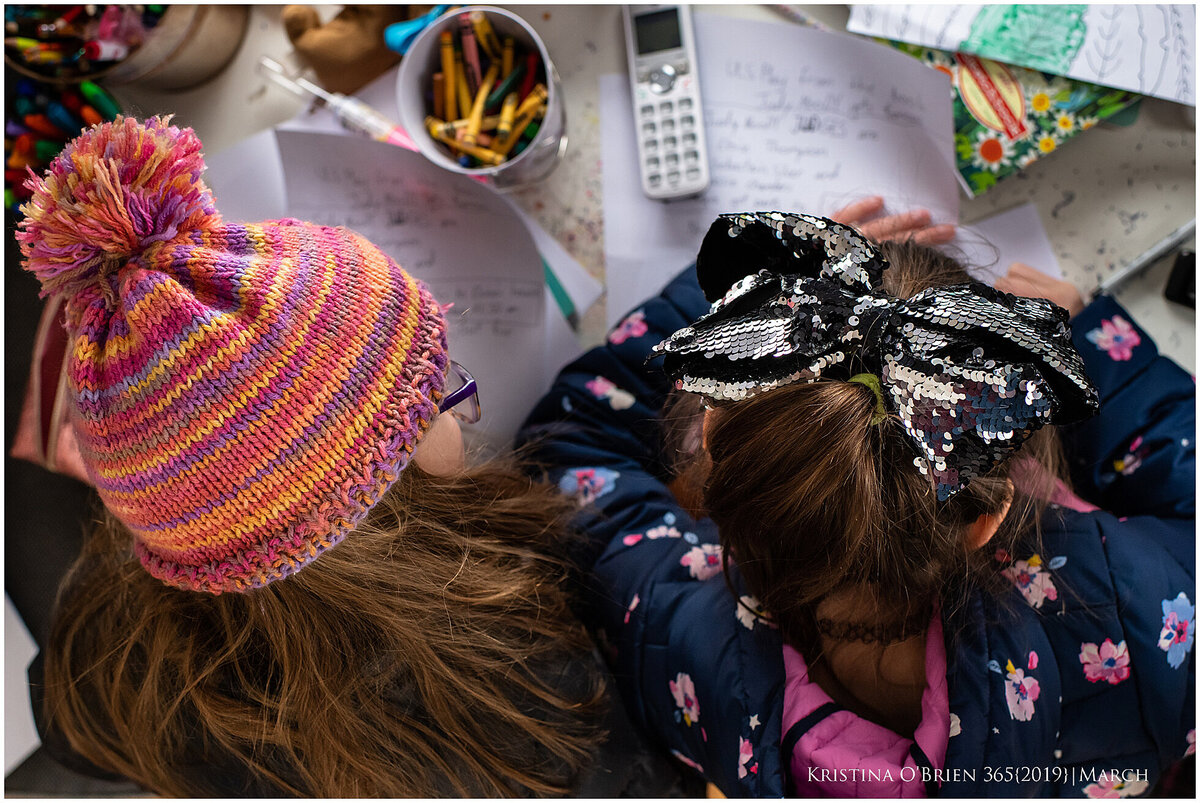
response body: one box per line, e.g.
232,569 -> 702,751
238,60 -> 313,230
1060,295 -> 1195,519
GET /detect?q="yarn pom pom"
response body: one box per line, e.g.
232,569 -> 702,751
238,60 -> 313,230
17,115 -> 221,302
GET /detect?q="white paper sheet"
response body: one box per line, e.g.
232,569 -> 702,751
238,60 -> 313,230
274,129 -> 547,454
6,595 -> 40,774
956,202 -> 1063,285
848,4 -> 1196,106
601,15 -> 960,326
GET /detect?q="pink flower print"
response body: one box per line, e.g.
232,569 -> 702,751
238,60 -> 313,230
1085,315 -> 1141,361
1113,435 -> 1146,475
1082,774 -> 1149,798
680,544 -> 723,580
646,525 -> 682,540
624,593 -> 640,624
585,376 -> 635,410
1002,555 -> 1058,608
1158,592 -> 1195,669
585,376 -> 616,398
558,467 -> 620,506
1027,651 -> 1039,670
1004,660 -> 1041,721
670,672 -> 700,726
737,736 -> 755,779
1186,729 -> 1196,757
736,595 -> 775,630
1079,639 -> 1131,685
608,309 -> 649,344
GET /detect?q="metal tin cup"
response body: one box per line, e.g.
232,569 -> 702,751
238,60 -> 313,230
396,6 -> 566,190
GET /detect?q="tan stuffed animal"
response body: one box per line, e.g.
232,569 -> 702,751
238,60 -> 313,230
282,5 -> 419,95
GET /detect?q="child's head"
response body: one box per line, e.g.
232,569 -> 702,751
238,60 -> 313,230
657,212 -> 1098,650
20,117 -> 603,795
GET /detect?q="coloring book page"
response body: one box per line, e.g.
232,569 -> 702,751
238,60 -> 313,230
848,5 -> 1196,106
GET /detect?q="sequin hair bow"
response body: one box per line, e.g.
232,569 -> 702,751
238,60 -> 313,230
653,212 -> 1100,500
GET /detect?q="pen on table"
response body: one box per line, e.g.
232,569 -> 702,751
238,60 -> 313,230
259,56 -> 419,152
1095,218 -> 1197,296
542,257 -> 579,330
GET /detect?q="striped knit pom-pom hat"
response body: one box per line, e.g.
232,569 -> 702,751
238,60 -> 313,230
17,116 -> 449,594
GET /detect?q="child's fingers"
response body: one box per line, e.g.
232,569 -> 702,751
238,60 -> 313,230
909,223 -> 957,245
830,195 -> 884,224
858,208 -> 932,240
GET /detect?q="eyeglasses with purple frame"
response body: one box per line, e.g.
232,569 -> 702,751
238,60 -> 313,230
438,361 -> 481,423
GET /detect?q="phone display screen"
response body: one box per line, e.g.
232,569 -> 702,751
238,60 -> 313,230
634,9 -> 682,54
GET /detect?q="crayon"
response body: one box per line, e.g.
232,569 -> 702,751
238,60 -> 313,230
501,36 -> 514,78
5,188 -> 15,210
496,92 -> 518,140
425,115 -> 502,139
494,89 -> 547,156
46,101 -> 83,135
83,38 -> 130,61
484,58 -> 525,109
431,72 -> 445,120
463,62 -> 500,147
20,48 -> 69,65
454,51 -> 471,117
424,118 -> 504,166
518,51 -> 537,101
7,149 -> 39,169
79,104 -> 103,126
439,31 -> 456,121
514,84 -> 548,120
60,88 -> 83,113
459,15 -> 482,94
456,129 -> 495,148
6,119 -> 31,137
469,12 -> 501,60
5,36 -> 45,50
79,80 -> 121,119
35,139 -> 62,162
23,114 -> 69,140
13,96 -> 36,118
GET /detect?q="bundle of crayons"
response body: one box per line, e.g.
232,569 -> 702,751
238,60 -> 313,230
423,10 -> 548,168
4,5 -> 165,81
5,76 -> 122,212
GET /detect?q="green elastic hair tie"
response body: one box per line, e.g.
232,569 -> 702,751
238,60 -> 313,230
848,373 -> 888,426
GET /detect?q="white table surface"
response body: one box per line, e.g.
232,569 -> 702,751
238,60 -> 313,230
110,4 -> 1196,372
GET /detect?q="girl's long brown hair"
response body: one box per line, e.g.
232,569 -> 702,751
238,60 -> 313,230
667,240 -> 1067,658
43,461 -> 607,797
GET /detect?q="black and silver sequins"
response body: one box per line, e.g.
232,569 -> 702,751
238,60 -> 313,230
654,211 -> 1100,500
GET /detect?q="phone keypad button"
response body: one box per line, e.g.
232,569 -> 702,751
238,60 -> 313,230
663,135 -> 678,148
647,156 -> 661,169
681,115 -> 694,128
686,168 -> 701,181
682,132 -> 697,146
666,153 -> 679,167
648,174 -> 662,187
643,139 -> 658,152
659,101 -> 673,115
679,98 -> 693,111
667,170 -> 681,183
642,121 -> 656,135
661,119 -> 675,132
685,150 -> 699,163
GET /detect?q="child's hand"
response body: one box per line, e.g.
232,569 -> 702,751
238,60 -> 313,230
994,262 -> 1085,317
831,196 -> 956,246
